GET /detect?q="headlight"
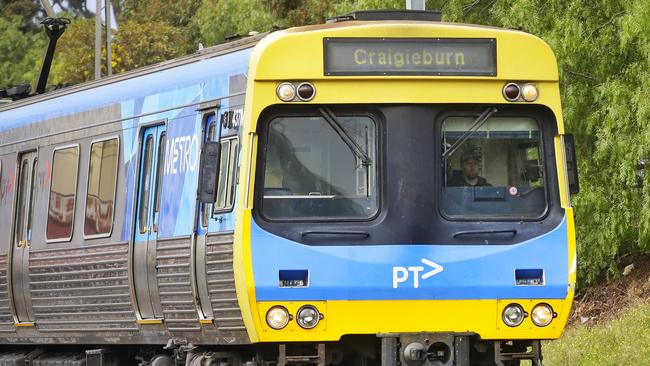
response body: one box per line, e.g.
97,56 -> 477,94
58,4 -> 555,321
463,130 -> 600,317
296,82 -> 316,101
502,82 -> 521,102
266,306 -> 290,329
502,303 -> 526,327
531,303 -> 554,327
521,83 -> 539,102
277,82 -> 296,102
296,305 -> 322,329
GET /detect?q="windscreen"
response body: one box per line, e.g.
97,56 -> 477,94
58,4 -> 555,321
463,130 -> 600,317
441,116 -> 547,219
262,115 -> 378,220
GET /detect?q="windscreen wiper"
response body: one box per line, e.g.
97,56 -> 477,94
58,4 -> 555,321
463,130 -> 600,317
318,108 -> 372,166
442,107 -> 498,159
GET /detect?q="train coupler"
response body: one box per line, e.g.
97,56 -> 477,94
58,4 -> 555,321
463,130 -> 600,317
381,333 -> 470,366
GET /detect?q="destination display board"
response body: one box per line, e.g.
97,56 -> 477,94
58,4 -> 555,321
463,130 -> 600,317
324,38 -> 497,76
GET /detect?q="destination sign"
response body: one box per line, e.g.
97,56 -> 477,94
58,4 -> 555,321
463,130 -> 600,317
324,38 -> 497,76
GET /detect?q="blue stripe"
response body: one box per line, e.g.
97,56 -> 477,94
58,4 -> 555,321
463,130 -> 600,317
252,217 -> 569,301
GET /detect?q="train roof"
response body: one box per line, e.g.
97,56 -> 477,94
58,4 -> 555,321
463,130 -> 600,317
0,33 -> 266,115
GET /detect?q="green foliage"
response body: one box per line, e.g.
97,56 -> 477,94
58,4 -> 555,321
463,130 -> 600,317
50,16 -> 192,84
49,17 -> 96,85
0,15 -> 45,89
112,19 -> 192,71
195,0 -> 275,45
543,300 -> 650,365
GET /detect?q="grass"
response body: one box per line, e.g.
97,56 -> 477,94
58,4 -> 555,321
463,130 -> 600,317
541,299 -> 650,365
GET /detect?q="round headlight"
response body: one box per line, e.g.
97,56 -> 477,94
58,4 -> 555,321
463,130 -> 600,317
531,303 -> 554,327
521,83 -> 539,102
502,303 -> 526,327
296,305 -> 321,329
296,82 -> 316,101
266,306 -> 290,330
503,83 -> 521,102
277,82 -> 296,102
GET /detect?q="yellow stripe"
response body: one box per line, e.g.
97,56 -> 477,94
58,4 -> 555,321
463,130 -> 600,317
136,319 -> 163,325
254,299 -> 569,342
15,322 -> 35,327
199,319 -> 214,325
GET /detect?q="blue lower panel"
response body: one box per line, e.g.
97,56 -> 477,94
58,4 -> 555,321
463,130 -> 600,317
251,217 -> 569,301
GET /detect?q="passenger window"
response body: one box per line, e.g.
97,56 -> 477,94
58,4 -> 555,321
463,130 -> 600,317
85,138 -> 119,237
47,146 -> 80,241
441,116 -> 547,219
27,159 -> 37,240
153,132 -> 166,216
227,140 -> 239,208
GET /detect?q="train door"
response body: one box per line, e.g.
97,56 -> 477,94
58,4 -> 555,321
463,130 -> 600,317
10,151 -> 37,324
195,110 -> 244,330
133,125 -> 166,320
195,113 -> 219,320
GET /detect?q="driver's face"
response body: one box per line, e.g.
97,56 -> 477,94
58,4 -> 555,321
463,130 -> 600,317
463,159 -> 480,179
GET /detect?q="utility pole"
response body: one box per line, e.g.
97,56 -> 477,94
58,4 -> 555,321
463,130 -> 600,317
406,0 -> 426,10
105,0 -> 112,76
95,0 -> 102,79
40,0 -> 55,17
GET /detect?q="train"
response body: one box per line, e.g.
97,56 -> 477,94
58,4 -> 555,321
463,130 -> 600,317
0,9 -> 578,366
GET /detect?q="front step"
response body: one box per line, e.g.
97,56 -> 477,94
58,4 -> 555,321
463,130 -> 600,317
278,344 -> 326,366
494,340 -> 542,366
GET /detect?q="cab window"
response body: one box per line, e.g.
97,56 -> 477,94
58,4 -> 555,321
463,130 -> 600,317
261,114 -> 378,220
441,116 -> 547,219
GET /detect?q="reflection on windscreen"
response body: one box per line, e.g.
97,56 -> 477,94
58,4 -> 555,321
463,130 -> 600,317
442,116 -> 547,218
262,115 -> 377,220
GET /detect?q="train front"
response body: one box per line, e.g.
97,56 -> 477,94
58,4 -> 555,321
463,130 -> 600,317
234,12 -> 577,366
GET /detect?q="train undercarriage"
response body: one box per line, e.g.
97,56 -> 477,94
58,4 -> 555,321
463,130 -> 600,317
0,334 -> 542,366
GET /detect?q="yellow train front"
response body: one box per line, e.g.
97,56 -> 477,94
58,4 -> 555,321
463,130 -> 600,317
232,10 -> 578,366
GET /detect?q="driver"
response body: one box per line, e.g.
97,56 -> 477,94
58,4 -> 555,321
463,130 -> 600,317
447,149 -> 491,187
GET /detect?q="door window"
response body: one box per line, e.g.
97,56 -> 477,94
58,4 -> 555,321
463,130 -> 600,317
139,136 -> 154,234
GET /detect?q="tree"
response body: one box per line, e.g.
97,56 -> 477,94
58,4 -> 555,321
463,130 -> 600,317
195,0 -> 275,45
0,15 -> 45,89
49,16 -> 192,84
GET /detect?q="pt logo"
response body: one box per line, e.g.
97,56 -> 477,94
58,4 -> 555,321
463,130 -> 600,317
393,258 -> 444,288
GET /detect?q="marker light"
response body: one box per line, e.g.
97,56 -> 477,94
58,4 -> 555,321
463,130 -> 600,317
277,82 -> 296,102
266,306 -> 290,329
296,305 -> 322,329
531,303 -> 554,327
521,84 -> 539,102
502,303 -> 526,327
503,83 -> 521,102
297,82 -> 316,101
